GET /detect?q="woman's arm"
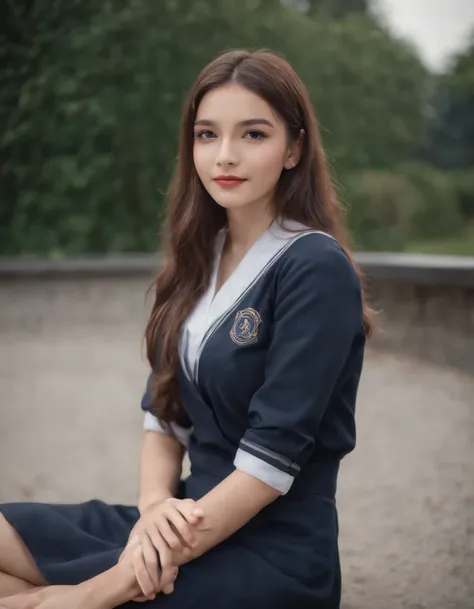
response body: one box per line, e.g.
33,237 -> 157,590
121,427 -> 201,600
171,470 -> 280,566
138,430 -> 185,513
54,476 -> 273,609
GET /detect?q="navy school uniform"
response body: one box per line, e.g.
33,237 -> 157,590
0,220 -> 366,608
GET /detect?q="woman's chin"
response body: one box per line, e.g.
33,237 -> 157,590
212,196 -> 255,211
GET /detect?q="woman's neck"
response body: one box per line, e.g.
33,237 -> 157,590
225,208 -> 275,255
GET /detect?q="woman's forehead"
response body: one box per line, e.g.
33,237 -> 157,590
195,83 -> 282,127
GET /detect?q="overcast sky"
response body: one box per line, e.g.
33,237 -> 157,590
376,0 -> 474,69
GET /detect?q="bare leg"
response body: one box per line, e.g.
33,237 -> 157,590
0,586 -> 75,609
1,568 -> 139,609
0,514 -> 148,609
0,573 -> 33,598
0,513 -> 70,609
34,563 -> 143,609
0,515 -> 46,588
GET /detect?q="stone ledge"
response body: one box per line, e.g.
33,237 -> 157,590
1,252 -> 473,286
0,255 -> 162,279
355,252 -> 474,287
0,252 -> 472,374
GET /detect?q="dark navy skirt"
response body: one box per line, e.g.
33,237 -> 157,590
0,482 -> 331,608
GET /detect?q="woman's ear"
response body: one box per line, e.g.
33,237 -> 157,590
284,129 -> 305,170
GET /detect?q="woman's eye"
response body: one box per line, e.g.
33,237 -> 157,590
195,130 -> 266,140
196,130 -> 215,140
245,130 -> 266,140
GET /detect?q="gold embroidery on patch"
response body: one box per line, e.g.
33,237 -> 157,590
230,308 -> 262,345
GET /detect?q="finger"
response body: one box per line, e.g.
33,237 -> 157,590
132,542 -> 156,599
140,532 -> 161,594
174,499 -> 204,523
166,498 -> 202,523
148,521 -> 186,565
153,532 -> 178,595
175,501 -> 210,532
164,508 -> 196,549
156,514 -> 189,553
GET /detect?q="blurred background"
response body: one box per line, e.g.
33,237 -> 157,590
0,0 -> 474,256
0,1 -> 473,608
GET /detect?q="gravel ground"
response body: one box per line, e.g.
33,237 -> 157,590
0,330 -> 473,609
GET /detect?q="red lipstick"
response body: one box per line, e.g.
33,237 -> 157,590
213,175 -> 247,188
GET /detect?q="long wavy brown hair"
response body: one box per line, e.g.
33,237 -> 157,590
145,49 -> 374,424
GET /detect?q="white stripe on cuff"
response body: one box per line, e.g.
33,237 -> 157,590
234,448 -> 294,495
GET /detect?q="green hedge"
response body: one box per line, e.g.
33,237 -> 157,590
451,170 -> 474,220
0,1 -> 430,256
342,170 -> 421,251
342,164 -> 468,251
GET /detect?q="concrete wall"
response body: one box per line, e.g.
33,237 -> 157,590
0,252 -> 473,373
357,252 -> 474,373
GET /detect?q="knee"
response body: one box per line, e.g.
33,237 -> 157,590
0,513 -> 46,587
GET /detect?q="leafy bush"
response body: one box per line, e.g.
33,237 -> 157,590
451,169 -> 474,220
342,170 -> 422,250
397,163 -> 463,240
0,0 -> 431,256
342,164 -> 466,251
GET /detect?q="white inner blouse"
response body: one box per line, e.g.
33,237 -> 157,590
143,219 -> 334,447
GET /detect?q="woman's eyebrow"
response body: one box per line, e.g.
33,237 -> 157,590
194,118 -> 275,128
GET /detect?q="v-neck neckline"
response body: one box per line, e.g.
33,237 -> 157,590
210,224 -> 269,305
180,219 -> 335,384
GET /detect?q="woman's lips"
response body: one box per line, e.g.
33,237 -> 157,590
213,177 -> 247,188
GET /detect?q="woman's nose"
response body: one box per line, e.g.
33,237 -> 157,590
215,138 -> 239,167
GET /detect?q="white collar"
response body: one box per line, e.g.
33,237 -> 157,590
180,219 -> 334,382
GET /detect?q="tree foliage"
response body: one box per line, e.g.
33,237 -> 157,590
0,0 -> 441,256
423,32 -> 474,170
304,0 -> 371,19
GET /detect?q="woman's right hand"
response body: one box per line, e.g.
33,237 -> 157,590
131,497 -> 205,556
120,498 -> 206,597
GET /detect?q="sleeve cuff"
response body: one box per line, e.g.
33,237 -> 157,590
233,448 -> 294,495
143,412 -> 192,448
143,411 -> 167,432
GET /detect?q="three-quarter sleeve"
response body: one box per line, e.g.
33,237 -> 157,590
233,239 -> 363,494
141,373 -> 192,448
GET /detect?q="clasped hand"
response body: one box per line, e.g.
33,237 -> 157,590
119,497 -> 208,601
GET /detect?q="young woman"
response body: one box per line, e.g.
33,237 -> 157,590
0,49 -> 372,609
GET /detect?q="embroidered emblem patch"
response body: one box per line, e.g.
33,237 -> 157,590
230,308 -> 262,345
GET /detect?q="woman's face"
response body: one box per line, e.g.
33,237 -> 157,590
193,83 -> 298,213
